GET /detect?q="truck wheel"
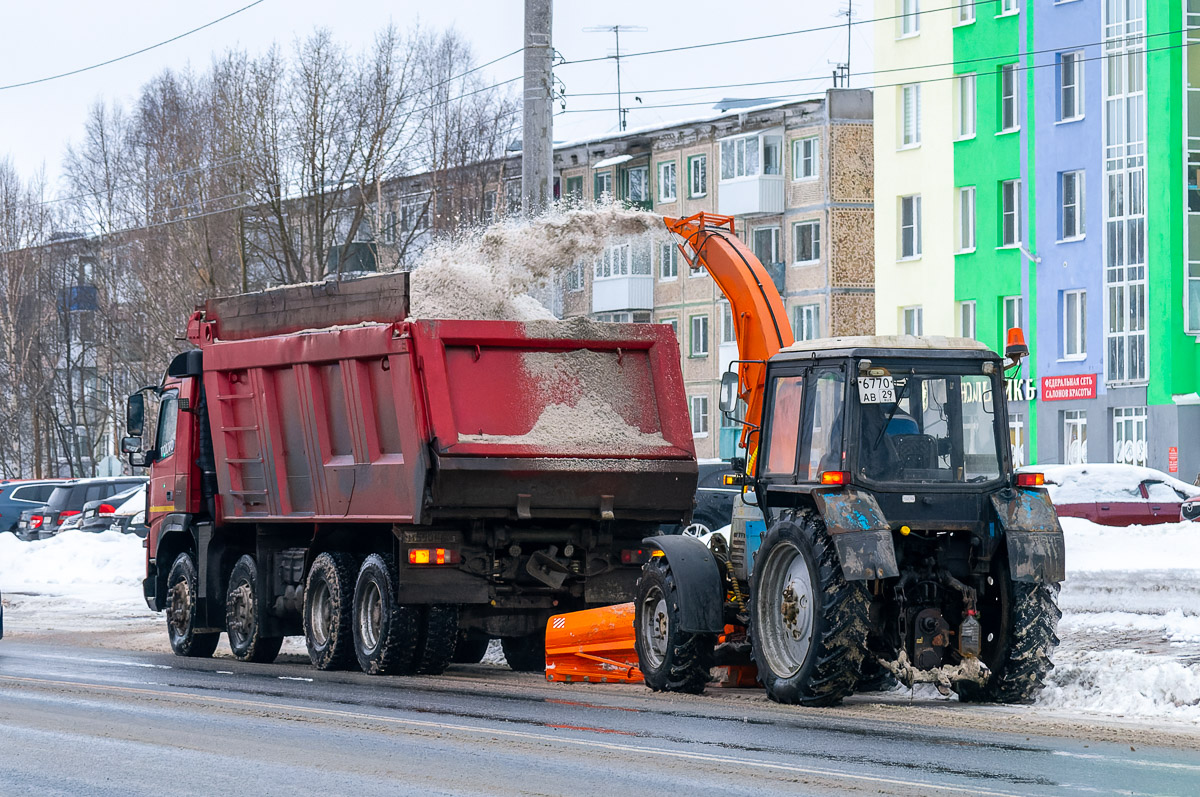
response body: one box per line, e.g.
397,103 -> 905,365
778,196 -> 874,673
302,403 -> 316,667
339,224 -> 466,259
634,556 -> 716,694
304,552 -> 358,670
956,561 -> 1061,704
452,632 -> 491,664
413,605 -> 460,675
225,555 -> 284,664
501,631 -> 546,672
353,553 -> 420,675
165,552 -> 220,658
750,515 -> 870,707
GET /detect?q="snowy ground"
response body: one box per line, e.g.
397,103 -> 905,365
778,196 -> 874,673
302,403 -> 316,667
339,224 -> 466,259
2,522 -> 1198,726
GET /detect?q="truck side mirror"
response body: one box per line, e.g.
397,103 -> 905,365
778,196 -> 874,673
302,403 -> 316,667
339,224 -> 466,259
127,393 -> 145,436
129,452 -> 148,468
121,436 -> 142,454
719,370 -> 739,414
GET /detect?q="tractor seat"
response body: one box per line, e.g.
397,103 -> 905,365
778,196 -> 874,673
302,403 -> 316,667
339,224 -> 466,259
892,434 -> 939,471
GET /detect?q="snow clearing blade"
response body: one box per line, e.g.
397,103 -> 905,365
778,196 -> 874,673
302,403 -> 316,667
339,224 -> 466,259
544,602 -> 642,684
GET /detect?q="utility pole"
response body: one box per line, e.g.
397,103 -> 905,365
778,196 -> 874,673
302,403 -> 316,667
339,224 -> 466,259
522,0 -> 554,215
583,25 -> 646,132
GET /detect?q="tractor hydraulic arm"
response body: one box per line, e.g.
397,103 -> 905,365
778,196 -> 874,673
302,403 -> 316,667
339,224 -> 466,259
664,212 -> 794,452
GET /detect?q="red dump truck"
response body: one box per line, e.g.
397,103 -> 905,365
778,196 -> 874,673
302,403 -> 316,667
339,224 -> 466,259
124,272 -> 696,674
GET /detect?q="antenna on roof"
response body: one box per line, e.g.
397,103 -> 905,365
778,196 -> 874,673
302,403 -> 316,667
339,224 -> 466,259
583,25 -> 647,131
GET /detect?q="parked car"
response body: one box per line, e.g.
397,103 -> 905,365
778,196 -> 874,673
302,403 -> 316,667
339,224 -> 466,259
0,479 -> 65,535
1025,464 -> 1200,526
1182,495 -> 1200,523
79,484 -> 146,536
19,477 -> 146,540
662,460 -> 742,536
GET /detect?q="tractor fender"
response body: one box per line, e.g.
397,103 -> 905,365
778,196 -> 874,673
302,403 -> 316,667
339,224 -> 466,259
811,489 -> 900,581
641,535 -> 725,634
990,489 -> 1066,583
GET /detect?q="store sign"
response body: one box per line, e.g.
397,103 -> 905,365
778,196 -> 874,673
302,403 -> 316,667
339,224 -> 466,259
1169,446 -> 1179,474
1040,374 -> 1098,402
1005,377 -> 1037,403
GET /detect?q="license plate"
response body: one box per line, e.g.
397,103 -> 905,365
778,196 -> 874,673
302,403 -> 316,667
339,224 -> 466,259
858,376 -> 895,404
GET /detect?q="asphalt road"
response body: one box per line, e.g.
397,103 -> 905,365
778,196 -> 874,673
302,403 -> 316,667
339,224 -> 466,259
1,638 -> 1198,796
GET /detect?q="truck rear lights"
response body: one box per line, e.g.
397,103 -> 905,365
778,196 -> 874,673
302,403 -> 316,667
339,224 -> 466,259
1015,472 -> 1044,488
408,548 -> 460,566
819,471 -> 849,486
620,548 -> 652,565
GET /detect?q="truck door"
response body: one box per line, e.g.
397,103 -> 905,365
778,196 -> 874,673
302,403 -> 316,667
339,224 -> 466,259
147,379 -> 200,526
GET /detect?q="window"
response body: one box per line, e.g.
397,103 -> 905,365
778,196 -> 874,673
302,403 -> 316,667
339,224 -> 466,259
902,305 -> 924,335
720,134 -> 761,180
481,193 -> 496,223
753,227 -> 780,266
1063,289 -> 1087,359
565,176 -> 583,200
1106,166 -> 1148,382
1113,407 -> 1148,466
626,166 -> 649,203
956,0 -> 975,23
958,186 -> 976,252
156,391 -> 179,460
999,64 -> 1019,131
566,262 -> 585,292
661,317 -> 679,337
660,242 -> 679,279
383,208 -> 397,244
595,243 -> 630,279
900,195 -> 922,258
793,304 -> 820,340
763,136 -> 783,175
1064,410 -> 1088,464
1061,170 -> 1085,239
959,300 -> 977,338
1059,51 -> 1084,120
1001,0 -> 1019,13
1003,295 -> 1024,335
802,370 -> 846,480
594,171 -> 613,200
688,155 -> 707,197
690,315 -> 709,356
690,395 -> 710,437
901,84 -> 921,147
657,161 -> 677,203
1009,414 -> 1026,469
720,302 -> 736,344
1001,179 -> 1021,246
900,0 -> 920,36
957,74 -> 976,138
792,137 -> 819,180
764,376 -> 803,475
794,220 -> 821,264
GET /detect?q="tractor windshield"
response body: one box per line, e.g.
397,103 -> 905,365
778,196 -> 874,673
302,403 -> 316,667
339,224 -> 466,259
855,368 -> 1003,486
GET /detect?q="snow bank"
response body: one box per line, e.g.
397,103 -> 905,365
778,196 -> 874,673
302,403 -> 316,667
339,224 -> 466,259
1061,516 -> 1200,571
0,529 -> 144,598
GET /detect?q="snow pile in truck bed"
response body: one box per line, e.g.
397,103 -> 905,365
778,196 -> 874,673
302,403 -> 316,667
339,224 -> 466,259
407,204 -> 668,321
459,395 -> 669,450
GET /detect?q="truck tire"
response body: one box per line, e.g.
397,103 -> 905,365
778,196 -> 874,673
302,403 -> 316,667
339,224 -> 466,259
750,515 -> 870,707
634,556 -> 716,694
452,632 -> 490,664
413,605 -> 460,675
353,553 -> 421,675
956,560 -> 1061,705
165,552 -> 220,658
225,555 -> 284,664
304,552 -> 358,671
501,631 -> 546,672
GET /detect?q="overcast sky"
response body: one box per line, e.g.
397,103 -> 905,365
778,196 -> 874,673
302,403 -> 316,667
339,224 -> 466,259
0,0 -> 872,191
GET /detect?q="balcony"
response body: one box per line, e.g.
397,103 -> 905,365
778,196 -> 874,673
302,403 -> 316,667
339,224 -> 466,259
716,128 -> 785,216
718,175 -> 785,216
592,275 -> 654,314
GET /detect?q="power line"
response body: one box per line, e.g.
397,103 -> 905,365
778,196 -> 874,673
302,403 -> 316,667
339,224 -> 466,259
565,25 -> 1185,100
559,34 -> 1193,115
0,1 -> 268,92
558,0 -> 1001,66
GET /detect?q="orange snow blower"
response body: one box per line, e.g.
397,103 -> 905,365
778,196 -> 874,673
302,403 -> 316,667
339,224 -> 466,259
544,602 -> 642,684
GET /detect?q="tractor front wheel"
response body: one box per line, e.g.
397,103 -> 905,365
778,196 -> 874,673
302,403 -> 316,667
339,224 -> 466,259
634,556 -> 716,695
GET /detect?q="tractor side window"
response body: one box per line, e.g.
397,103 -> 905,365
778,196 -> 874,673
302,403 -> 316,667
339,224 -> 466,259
157,391 -> 180,460
763,375 -> 804,476
800,370 -> 846,481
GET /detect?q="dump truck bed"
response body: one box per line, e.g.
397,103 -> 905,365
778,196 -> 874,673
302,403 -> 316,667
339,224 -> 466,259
193,296 -> 696,525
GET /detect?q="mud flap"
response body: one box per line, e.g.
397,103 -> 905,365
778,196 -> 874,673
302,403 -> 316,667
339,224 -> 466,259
831,529 -> 900,581
991,489 -> 1066,583
812,489 -> 900,581
642,535 -> 724,634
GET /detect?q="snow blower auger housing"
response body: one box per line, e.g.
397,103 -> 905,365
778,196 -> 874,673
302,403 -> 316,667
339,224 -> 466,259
630,213 -> 1064,706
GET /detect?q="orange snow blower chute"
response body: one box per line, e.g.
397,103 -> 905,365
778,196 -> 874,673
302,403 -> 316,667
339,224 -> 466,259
544,603 -> 642,683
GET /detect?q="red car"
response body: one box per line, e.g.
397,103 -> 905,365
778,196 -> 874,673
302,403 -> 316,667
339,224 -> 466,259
1026,464 -> 1200,526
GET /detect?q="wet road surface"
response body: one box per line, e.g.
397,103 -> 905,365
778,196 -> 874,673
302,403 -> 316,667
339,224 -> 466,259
1,638 -> 1198,796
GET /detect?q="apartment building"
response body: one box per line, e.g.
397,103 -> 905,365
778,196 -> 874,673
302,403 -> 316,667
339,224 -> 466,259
552,89 -> 875,459
874,0 -> 1200,479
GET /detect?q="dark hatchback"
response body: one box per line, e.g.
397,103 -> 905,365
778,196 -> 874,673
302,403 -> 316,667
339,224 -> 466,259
15,477 -> 146,540
0,480 -> 64,534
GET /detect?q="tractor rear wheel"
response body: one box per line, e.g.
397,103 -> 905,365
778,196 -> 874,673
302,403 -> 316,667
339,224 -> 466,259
634,556 -> 716,695
750,515 -> 870,707
955,559 -> 1061,704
